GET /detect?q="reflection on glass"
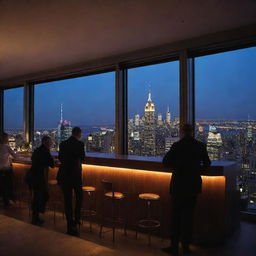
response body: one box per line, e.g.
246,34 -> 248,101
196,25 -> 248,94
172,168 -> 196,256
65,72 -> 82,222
34,72 -> 115,154
195,46 -> 256,212
128,61 -> 179,157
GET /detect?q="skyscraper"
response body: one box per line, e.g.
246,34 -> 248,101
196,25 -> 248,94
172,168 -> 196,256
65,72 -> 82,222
157,113 -> 163,126
142,92 -> 156,156
207,125 -> 223,160
135,114 -> 140,126
57,104 -> 72,147
166,106 -> 171,124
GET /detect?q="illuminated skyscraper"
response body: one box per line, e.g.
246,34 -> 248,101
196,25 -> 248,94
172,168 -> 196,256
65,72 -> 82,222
247,115 -> 253,142
57,104 -> 72,146
247,125 -> 253,142
142,91 -> 156,156
157,113 -> 163,125
166,106 -> 171,124
207,125 -> 223,160
135,114 -> 140,126
198,126 -> 204,133
8,137 -> 16,150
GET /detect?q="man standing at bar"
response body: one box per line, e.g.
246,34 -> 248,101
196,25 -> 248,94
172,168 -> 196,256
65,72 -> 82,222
57,127 -> 85,236
162,124 -> 211,255
30,136 -> 54,225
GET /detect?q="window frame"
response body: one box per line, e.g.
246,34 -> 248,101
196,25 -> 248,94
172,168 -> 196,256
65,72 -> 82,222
0,42 -> 255,155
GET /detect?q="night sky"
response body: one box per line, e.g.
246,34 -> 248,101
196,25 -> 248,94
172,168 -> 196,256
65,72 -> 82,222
4,46 -> 256,129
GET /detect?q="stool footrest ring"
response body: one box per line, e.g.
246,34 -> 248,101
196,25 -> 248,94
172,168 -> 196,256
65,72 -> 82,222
138,219 -> 160,229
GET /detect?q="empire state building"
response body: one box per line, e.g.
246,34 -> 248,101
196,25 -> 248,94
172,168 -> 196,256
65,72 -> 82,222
142,92 -> 156,156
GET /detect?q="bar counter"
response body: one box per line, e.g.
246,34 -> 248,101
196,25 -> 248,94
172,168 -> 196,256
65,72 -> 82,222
12,153 -> 240,245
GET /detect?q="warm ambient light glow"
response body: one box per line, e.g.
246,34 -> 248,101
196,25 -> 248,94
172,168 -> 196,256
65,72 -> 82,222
12,162 -> 226,187
82,164 -> 225,185
82,163 -> 171,177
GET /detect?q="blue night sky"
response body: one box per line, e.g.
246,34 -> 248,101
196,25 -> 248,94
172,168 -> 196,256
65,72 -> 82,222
4,46 -> 256,129
196,46 -> 256,120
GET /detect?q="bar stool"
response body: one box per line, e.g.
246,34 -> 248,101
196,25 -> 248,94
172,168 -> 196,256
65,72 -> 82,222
99,180 -> 127,242
81,186 -> 96,232
136,193 -> 161,245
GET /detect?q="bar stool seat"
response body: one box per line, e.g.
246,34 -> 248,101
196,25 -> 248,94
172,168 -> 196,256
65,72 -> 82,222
82,186 -> 96,192
139,193 -> 160,201
105,191 -> 124,199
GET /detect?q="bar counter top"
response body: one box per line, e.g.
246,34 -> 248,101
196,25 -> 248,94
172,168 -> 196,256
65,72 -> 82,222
14,152 -> 237,176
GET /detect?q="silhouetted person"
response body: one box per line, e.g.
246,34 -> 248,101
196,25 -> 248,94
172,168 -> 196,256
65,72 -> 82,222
162,124 -> 211,255
30,136 -> 54,225
57,127 -> 85,236
0,132 -> 17,206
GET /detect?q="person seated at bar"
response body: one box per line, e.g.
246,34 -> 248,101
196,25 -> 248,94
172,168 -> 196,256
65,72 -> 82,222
162,124 -> 211,255
29,136 -> 54,225
57,127 -> 85,236
0,132 -> 17,207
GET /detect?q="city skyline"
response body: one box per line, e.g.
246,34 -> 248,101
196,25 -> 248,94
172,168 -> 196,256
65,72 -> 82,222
3,46 -> 256,129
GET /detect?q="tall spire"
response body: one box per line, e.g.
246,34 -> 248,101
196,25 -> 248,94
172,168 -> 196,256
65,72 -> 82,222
147,82 -> 152,102
60,104 -> 63,123
167,105 -> 170,113
148,91 -> 152,102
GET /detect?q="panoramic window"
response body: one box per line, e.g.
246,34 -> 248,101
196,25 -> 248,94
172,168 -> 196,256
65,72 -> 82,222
34,72 -> 115,154
128,61 -> 179,157
195,46 -> 256,212
4,87 -> 24,151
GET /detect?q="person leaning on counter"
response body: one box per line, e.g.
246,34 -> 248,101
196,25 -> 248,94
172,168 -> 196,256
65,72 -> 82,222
162,124 -> 211,255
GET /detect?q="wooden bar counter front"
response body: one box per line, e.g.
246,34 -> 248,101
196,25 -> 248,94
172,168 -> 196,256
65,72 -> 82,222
12,154 -> 240,245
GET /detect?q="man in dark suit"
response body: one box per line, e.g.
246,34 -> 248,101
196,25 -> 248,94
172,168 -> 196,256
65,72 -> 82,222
57,127 -> 85,236
162,124 -> 211,255
30,136 -> 55,225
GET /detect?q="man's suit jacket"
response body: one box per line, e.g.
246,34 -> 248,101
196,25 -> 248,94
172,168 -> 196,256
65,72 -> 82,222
29,145 -> 54,189
57,136 -> 85,187
163,136 -> 211,196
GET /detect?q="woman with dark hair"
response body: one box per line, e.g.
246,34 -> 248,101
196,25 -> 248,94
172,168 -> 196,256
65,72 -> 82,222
30,136 -> 54,225
0,132 -> 17,206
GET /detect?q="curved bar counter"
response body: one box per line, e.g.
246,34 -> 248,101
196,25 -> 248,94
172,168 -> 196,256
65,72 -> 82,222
12,153 -> 240,245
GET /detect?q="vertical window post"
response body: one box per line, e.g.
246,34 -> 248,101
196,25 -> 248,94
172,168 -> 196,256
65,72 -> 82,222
180,50 -> 195,133
24,83 -> 34,145
115,66 -> 128,155
0,89 -> 3,134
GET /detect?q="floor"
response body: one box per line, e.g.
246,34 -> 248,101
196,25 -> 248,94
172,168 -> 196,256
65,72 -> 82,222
0,203 -> 256,256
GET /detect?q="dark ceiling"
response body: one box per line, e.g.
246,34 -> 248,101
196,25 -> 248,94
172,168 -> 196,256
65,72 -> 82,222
1,0 -> 256,81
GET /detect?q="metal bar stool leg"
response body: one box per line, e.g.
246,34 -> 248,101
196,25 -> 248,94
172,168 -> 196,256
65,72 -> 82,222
82,186 -> 96,232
